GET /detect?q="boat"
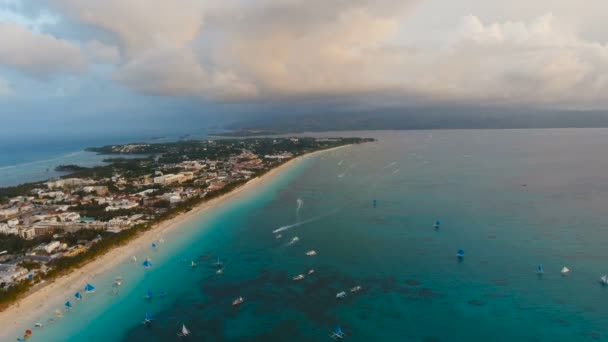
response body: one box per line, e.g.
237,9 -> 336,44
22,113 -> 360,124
290,237 -> 300,244
64,301 -> 72,310
131,256 -> 137,263
190,260 -> 197,268
151,242 -> 158,249
336,291 -> 347,299
232,297 -> 244,306
54,309 -> 63,318
350,285 -> 362,293
74,291 -> 82,300
216,268 -> 223,275
308,269 -> 315,275
305,250 -> 317,256
84,283 -> 95,293
142,313 -> 153,325
600,275 -> 608,285
144,289 -> 153,300
456,249 -> 465,259
213,257 -> 223,268
112,280 -> 123,287
537,265 -> 544,274
434,220 -> 440,229
275,234 -> 282,239
372,199 -> 377,208
561,266 -> 570,275
293,274 -> 305,281
329,325 -> 345,340
34,323 -> 43,329
177,324 -> 190,337
142,259 -> 152,268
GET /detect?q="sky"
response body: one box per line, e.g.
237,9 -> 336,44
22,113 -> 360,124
0,0 -> 607,136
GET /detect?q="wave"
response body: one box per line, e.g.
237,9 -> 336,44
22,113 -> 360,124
383,161 -> 397,169
0,150 -> 85,171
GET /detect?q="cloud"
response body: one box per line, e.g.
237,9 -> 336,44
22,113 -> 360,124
84,40 -> 120,64
49,0 -> 205,55
0,21 -> 85,78
3,1 -> 608,108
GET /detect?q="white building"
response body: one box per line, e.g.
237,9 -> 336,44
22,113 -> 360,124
7,218 -> 19,228
0,208 -> 18,219
45,241 -> 62,254
0,264 -> 28,287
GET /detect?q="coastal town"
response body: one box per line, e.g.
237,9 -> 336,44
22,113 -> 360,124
0,137 -> 371,305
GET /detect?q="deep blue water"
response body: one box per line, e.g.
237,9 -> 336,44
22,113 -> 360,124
10,129 -> 608,341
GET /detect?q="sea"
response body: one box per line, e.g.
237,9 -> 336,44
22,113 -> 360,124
8,129 -> 608,341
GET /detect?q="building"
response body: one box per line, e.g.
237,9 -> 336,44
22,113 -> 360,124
46,178 -> 92,189
0,264 -> 28,287
82,186 -> 109,196
0,207 -> 19,219
45,241 -> 62,254
154,172 -> 194,185
7,218 -> 19,228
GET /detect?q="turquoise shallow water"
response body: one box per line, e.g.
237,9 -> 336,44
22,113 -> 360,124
17,129 -> 608,341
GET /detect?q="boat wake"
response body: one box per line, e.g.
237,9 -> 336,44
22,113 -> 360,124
296,198 -> 304,218
383,161 -> 397,169
392,169 -> 400,174
273,209 -> 339,234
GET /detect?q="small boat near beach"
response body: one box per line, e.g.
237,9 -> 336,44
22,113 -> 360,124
293,274 -> 305,281
34,323 -> 43,329
336,291 -> 347,299
232,297 -> 244,307
537,265 -> 544,275
456,249 -> 464,259
306,250 -> 317,256
142,259 -> 152,268
84,283 -> 95,293
144,289 -> 153,300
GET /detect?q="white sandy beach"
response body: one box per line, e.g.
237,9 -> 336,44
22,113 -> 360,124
0,145 -> 347,339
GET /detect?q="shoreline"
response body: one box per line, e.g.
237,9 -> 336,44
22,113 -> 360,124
0,145 -> 348,339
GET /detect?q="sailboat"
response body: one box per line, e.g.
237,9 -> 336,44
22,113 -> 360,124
190,260 -> 197,268
177,324 -> 190,337
600,275 -> 608,285
74,292 -> 82,300
561,266 -> 570,275
456,249 -> 465,259
144,289 -> 153,300
537,265 -> 544,275
329,325 -> 345,340
213,257 -> 223,268
142,313 -> 153,325
142,259 -> 152,268
84,283 -> 95,293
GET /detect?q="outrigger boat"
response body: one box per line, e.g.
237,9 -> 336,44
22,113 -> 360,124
232,297 -> 244,307
350,285 -> 362,293
329,325 -> 345,340
142,313 -> 153,325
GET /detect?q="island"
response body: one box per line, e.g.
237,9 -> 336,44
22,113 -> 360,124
0,137 -> 373,310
